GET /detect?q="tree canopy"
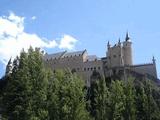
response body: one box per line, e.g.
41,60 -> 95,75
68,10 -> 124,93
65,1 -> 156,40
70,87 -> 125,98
1,47 -> 160,120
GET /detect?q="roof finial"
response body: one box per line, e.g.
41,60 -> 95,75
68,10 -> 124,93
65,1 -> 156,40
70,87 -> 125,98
107,41 -> 110,48
152,56 -> 156,64
118,38 -> 121,43
125,31 -> 130,41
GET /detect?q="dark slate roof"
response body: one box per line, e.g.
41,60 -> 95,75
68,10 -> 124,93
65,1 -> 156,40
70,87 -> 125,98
44,51 -> 66,60
87,55 -> 100,61
44,50 -> 87,60
61,50 -> 86,58
130,63 -> 153,67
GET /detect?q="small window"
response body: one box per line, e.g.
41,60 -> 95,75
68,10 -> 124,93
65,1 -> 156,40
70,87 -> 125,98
113,55 -> 116,58
88,68 -> 90,71
84,68 -> 86,71
94,67 -> 96,70
91,68 -> 93,71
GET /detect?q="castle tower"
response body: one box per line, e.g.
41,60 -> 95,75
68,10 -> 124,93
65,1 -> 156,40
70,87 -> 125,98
123,32 -> 133,65
118,38 -> 124,66
152,56 -> 157,78
106,39 -> 124,68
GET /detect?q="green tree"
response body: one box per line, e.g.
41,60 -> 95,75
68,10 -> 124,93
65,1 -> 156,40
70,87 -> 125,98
89,70 -> 109,120
47,70 -> 90,120
144,79 -> 160,120
123,78 -> 136,120
109,80 -> 126,120
135,82 -> 148,120
27,47 -> 49,120
2,47 -> 49,120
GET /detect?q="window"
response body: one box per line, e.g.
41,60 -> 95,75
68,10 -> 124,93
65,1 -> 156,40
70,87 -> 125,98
88,68 -> 90,71
98,67 -> 101,70
91,67 -> 93,71
84,68 -> 86,71
113,55 -> 116,58
94,67 -> 96,70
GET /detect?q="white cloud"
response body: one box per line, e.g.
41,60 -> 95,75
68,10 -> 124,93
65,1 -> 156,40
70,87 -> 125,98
59,34 -> 77,50
0,12 -> 78,65
31,16 -> 36,20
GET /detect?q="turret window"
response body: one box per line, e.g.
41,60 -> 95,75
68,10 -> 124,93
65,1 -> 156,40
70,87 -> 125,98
91,68 -> 93,71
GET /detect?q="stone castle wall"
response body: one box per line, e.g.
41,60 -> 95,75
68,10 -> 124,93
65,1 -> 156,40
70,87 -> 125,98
44,34 -> 158,85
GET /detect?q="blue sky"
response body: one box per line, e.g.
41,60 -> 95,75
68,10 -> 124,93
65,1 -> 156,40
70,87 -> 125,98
0,0 -> 160,78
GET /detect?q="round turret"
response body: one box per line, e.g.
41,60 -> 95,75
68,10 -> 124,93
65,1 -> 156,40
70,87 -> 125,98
123,32 -> 133,65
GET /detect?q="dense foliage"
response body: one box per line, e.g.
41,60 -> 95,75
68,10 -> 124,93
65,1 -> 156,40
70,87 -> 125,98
0,47 -> 160,120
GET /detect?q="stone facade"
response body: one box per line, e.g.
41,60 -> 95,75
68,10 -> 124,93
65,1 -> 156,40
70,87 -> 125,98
44,33 -> 158,86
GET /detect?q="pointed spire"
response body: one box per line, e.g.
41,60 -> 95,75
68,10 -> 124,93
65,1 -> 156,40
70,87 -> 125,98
119,38 -> 121,43
152,56 -> 156,64
107,41 -> 110,45
125,31 -> 130,41
118,38 -> 121,46
107,41 -> 110,48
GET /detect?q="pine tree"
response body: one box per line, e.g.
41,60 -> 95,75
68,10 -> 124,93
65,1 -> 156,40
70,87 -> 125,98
5,58 -> 12,76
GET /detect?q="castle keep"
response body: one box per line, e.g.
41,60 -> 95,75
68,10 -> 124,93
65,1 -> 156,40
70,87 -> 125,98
44,33 -> 157,86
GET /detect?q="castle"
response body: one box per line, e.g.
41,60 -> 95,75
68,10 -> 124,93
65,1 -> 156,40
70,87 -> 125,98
44,33 -> 158,86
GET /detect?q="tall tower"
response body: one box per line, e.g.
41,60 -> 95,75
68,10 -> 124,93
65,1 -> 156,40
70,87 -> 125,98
123,32 -> 133,65
152,56 -> 157,78
106,39 -> 124,68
